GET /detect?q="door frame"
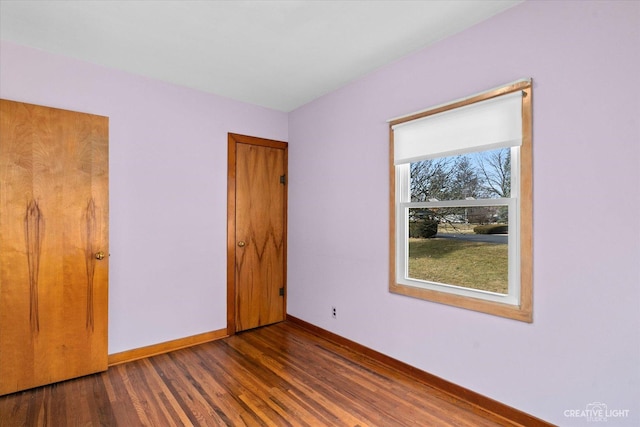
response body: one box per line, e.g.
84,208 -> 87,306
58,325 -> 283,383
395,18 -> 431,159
226,133 -> 288,335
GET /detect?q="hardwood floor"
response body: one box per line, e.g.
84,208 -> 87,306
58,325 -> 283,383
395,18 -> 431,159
1,321 -> 522,426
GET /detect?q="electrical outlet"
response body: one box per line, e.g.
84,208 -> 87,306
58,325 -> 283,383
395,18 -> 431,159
332,306 -> 337,319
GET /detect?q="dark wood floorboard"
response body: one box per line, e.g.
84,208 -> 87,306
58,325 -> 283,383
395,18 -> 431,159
0,321 -> 519,426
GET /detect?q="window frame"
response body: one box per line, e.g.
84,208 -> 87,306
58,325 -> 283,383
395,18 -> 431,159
388,80 -> 533,322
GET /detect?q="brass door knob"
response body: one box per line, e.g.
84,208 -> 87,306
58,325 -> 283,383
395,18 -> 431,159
237,241 -> 246,247
95,251 -> 105,260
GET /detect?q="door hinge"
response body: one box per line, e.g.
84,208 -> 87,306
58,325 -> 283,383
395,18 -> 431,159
280,174 -> 286,185
279,287 -> 285,296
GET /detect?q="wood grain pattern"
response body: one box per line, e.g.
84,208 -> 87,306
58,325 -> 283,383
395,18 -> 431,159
0,99 -> 109,395
84,198 -> 97,330
287,315 -> 554,427
0,321 -> 543,426
228,133 -> 288,333
24,199 -> 44,334
235,143 -> 285,331
518,85 -> 533,321
108,329 -> 228,366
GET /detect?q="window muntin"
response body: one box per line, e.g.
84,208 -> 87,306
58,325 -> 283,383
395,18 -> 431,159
389,80 -> 532,322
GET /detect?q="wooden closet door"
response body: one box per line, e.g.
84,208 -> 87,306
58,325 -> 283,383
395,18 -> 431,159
0,99 -> 109,395
229,134 -> 287,332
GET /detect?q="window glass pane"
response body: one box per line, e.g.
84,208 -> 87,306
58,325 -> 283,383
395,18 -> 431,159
408,207 -> 509,294
410,148 -> 511,202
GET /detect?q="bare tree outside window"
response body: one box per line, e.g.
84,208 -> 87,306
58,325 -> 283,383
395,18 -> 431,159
410,148 -> 510,203
407,148 -> 512,293
477,148 -> 511,198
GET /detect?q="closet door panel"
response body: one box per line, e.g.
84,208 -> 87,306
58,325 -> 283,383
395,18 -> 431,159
0,99 -> 109,395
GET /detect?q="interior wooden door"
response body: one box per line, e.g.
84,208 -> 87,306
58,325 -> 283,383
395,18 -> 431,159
0,99 -> 109,395
228,133 -> 287,332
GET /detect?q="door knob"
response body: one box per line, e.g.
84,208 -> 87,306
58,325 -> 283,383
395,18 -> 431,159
95,251 -> 105,260
237,241 -> 246,247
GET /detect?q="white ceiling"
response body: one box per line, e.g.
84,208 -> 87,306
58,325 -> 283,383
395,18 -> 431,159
0,0 -> 521,112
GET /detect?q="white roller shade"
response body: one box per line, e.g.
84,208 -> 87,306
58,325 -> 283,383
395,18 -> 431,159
393,91 -> 523,164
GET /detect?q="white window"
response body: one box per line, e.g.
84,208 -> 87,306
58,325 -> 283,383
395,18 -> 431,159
389,80 -> 533,322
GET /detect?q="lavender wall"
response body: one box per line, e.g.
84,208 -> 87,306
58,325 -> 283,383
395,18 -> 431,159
0,40 -> 288,354
288,1 -> 639,425
1,0 -> 638,424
